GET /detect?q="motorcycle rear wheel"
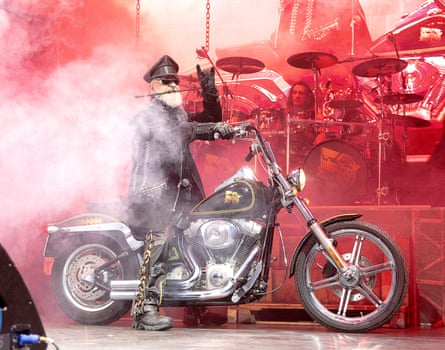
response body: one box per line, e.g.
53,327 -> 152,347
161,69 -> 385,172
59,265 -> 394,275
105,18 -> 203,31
294,221 -> 408,332
51,235 -> 139,325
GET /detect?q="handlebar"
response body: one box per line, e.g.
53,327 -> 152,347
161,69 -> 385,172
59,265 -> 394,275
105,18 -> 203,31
231,123 -> 299,205
231,123 -> 279,172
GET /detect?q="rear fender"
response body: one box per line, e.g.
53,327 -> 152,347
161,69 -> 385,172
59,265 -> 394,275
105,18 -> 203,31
43,213 -> 143,258
288,213 -> 362,277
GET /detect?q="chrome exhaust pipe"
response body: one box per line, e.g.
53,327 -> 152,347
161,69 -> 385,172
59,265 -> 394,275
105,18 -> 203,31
110,246 -> 259,301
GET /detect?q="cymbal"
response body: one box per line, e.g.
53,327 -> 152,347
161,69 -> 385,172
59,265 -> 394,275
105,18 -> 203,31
216,56 -> 265,75
287,51 -> 338,70
327,100 -> 363,109
393,115 -> 431,128
352,58 -> 407,77
382,93 -> 423,105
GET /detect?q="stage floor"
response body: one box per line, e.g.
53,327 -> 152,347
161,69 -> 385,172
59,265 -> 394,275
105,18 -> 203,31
43,318 -> 445,350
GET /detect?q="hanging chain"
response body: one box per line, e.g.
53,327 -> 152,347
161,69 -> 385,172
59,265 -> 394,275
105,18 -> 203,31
204,0 -> 211,53
135,0 -> 141,49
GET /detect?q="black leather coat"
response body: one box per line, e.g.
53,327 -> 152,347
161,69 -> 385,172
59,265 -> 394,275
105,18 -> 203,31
127,93 -> 222,235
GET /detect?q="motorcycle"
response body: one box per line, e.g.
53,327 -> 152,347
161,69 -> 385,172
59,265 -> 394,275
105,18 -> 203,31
43,123 -> 407,332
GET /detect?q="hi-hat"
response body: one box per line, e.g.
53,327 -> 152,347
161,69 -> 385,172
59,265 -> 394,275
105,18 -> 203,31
287,52 -> 338,70
382,93 -> 423,105
352,58 -> 407,77
216,56 -> 265,75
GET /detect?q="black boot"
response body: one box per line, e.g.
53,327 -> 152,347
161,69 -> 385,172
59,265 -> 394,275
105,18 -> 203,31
134,303 -> 173,331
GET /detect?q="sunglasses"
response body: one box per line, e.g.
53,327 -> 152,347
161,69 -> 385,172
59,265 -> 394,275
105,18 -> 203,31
159,78 -> 179,85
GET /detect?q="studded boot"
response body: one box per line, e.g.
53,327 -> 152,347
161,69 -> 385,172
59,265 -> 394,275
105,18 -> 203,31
134,300 -> 173,331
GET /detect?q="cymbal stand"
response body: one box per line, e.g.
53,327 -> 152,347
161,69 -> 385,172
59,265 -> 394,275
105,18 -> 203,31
286,112 -> 291,174
349,0 -> 357,57
374,74 -> 391,205
310,63 -> 322,116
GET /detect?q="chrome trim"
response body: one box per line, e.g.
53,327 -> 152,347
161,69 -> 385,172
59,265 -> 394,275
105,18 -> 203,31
51,223 -> 144,251
110,246 -> 260,301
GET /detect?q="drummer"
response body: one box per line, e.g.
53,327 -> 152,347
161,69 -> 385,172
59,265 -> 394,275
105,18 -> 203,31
282,81 -> 318,166
286,81 -> 315,120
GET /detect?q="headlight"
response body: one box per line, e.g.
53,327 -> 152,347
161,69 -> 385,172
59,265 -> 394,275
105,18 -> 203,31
288,168 -> 306,191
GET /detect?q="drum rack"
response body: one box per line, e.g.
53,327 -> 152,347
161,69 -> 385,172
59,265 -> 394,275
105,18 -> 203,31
213,52 -> 430,205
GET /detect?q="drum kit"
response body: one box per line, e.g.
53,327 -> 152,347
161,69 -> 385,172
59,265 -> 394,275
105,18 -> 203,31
214,51 -> 431,205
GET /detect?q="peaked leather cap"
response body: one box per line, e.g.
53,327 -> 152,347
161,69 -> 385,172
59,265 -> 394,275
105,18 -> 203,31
143,55 -> 179,83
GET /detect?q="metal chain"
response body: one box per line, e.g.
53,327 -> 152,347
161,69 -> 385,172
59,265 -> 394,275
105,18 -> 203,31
132,232 -> 152,320
205,0 -> 211,52
135,0 -> 141,49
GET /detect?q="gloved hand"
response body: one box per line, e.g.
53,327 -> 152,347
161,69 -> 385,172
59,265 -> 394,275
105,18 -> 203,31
215,123 -> 234,139
197,64 -> 218,96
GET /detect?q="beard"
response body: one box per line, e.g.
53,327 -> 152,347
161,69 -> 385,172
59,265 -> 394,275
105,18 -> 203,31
156,85 -> 183,108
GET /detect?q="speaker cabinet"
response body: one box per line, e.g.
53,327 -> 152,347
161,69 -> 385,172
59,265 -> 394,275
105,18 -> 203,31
0,244 -> 46,349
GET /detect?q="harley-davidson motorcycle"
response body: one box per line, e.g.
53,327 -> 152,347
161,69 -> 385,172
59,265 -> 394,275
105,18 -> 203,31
43,123 -> 407,333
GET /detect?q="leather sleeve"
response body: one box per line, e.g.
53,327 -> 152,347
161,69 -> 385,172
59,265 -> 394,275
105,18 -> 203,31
191,122 -> 218,141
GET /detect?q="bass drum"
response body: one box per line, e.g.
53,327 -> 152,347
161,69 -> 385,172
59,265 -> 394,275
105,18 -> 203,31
302,140 -> 368,205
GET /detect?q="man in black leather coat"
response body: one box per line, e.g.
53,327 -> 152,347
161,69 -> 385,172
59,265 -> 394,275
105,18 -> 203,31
128,55 -> 233,331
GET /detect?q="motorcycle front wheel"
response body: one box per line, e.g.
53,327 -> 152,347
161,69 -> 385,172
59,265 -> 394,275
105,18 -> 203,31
51,236 -> 139,325
294,221 -> 408,332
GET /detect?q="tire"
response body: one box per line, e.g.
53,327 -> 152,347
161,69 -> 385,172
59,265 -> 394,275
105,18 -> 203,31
51,235 -> 139,325
294,221 -> 408,332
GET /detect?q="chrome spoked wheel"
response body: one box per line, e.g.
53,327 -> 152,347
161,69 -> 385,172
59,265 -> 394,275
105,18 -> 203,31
51,237 -> 139,325
295,221 -> 408,332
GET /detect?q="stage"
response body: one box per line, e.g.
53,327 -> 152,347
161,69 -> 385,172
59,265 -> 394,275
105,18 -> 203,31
42,319 -> 445,350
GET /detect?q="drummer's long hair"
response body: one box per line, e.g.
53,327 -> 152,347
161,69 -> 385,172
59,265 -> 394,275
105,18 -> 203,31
287,81 -> 315,117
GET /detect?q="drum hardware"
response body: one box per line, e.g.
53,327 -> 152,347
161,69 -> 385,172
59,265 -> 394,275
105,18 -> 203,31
327,99 -> 363,109
215,56 -> 265,76
379,93 -> 424,105
215,56 -> 265,121
392,114 -> 432,128
215,56 -> 265,173
391,60 -> 439,95
250,108 -> 284,133
338,56 -> 374,64
352,57 -> 409,204
287,51 -> 339,116
352,58 -> 407,78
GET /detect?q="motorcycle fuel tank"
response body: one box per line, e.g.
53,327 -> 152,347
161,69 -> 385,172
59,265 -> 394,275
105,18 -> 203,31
190,180 -> 270,218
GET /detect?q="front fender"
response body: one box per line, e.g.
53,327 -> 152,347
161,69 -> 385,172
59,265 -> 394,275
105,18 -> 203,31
43,213 -> 143,258
288,213 -> 362,277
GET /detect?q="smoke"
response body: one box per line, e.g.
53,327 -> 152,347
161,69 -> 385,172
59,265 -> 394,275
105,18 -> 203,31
0,1 -> 143,292
0,1 -> 150,323
0,0 -> 431,322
